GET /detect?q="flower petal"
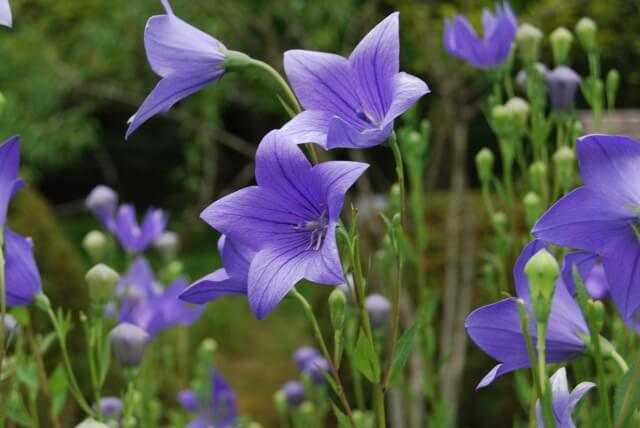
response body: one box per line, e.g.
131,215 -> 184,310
219,235 -> 255,281
140,208 -> 167,249
381,72 -> 430,128
0,136 -> 25,226
476,360 -> 530,389
299,223 -> 344,285
177,389 -> 199,413
310,160 -> 369,220
561,251 -> 598,296
548,367 -> 571,419
5,229 -> 41,307
601,229 -> 640,320
281,110 -> 332,147
560,381 -> 596,427
179,268 -> 247,304
348,12 -> 399,120
326,115 -> 392,149
0,0 -> 12,28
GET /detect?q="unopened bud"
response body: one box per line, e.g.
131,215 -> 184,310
86,264 -> 119,304
491,104 -> 515,136
550,27 -> 573,66
280,380 -> 305,407
554,146 -> 576,189
575,18 -> 597,53
389,183 -> 401,214
154,231 -> 179,258
504,97 -> 530,134
606,69 -> 620,106
329,288 -> 346,330
299,402 -> 316,424
571,121 -> 584,143
545,66 -> 582,110
302,355 -> 330,384
110,322 -> 149,368
293,346 -> 320,370
516,24 -> 543,63
529,161 -> 547,194
353,410 -> 376,428
74,419 -> 111,428
93,397 -> 123,420
475,148 -> 494,183
0,92 -> 6,114
525,249 -> 559,323
198,338 -> 217,363
82,230 -> 107,261
365,294 -> 391,329
34,293 -> 51,312
516,63 -> 548,90
523,192 -> 542,227
492,211 -> 508,232
86,185 -> 118,217
589,299 -> 605,334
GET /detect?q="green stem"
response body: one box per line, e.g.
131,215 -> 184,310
610,347 -> 629,373
0,230 -> 6,372
516,301 -> 541,397
536,323 -> 557,428
589,309 -> 614,428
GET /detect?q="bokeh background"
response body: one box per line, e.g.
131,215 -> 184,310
2,0 -> 640,426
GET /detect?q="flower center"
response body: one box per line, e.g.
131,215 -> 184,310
631,207 -> 640,241
356,106 -> 378,126
292,210 -> 329,251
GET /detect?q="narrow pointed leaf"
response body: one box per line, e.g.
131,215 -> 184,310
387,317 -> 421,386
354,330 -> 381,383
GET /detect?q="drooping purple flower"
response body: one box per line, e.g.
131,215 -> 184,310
533,134 -> 640,322
126,0 -> 227,138
280,380 -> 305,406
0,136 -> 41,307
282,13 -> 429,149
0,0 -> 11,28
302,355 -> 330,385
466,240 -> 588,389
293,346 -> 321,371
180,235 -> 255,304
111,204 -> 167,253
535,368 -> 595,428
199,129 -> 368,318
444,2 -> 517,69
118,257 -> 203,337
86,185 -> 118,230
178,370 -> 238,428
545,66 -> 582,110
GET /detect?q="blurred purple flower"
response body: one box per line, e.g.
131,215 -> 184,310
466,240 -> 588,389
180,235 -> 255,304
293,346 -> 321,370
199,129 -> 367,318
118,257 -> 203,337
112,204 -> 167,253
282,12 -> 429,149
0,136 -> 41,307
535,368 -> 595,428
0,0 -> 11,27
178,370 -> 238,428
126,0 -> 228,138
545,66 -> 581,110
93,397 -> 123,420
281,380 -> 305,406
302,355 -> 331,384
86,185 -> 118,230
366,293 -> 391,328
533,134 -> 640,322
444,2 -> 517,69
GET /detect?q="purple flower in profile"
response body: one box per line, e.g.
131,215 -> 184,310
545,66 -> 582,110
282,13 -> 429,149
199,129 -> 368,318
0,136 -> 41,307
178,370 -> 238,428
180,235 -> 255,304
0,0 -> 11,27
293,346 -> 321,370
466,240 -> 588,388
126,0 -> 227,138
444,2 -> 517,69
281,380 -> 305,406
533,134 -> 640,322
118,257 -> 203,337
536,368 -> 595,428
111,204 -> 167,253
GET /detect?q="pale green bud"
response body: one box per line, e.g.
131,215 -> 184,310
589,300 -> 605,334
389,183 -> 401,213
491,104 -> 514,136
34,293 -> 51,312
550,27 -> 573,65
529,161 -> 547,194
273,390 -> 288,414
0,92 -> 6,114
606,69 -> 620,107
475,148 -> 494,183
329,288 -> 346,330
525,249 -> 559,323
82,230 -> 107,261
554,147 -> 576,189
504,97 -> 530,134
85,264 -> 119,303
516,24 -> 543,63
198,338 -> 217,363
75,418 -> 111,428
571,121 -> 584,143
353,410 -> 376,428
523,192 -> 542,227
492,211 -> 508,232
575,17 -> 597,52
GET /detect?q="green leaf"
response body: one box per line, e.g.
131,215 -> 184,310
47,365 -> 68,417
332,402 -> 352,428
614,359 -> 640,428
17,361 -> 38,391
353,331 -> 380,383
387,317 -> 421,386
6,390 -> 32,426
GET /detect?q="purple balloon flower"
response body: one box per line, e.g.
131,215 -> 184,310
535,368 -> 595,428
111,204 -> 167,253
302,355 -> 331,385
199,129 -> 368,319
293,346 -> 321,371
93,397 -> 123,420
118,257 -> 203,337
466,240 -> 588,389
444,2 -> 517,69
281,380 -> 305,406
126,0 -> 227,138
86,185 -> 118,230
533,134 -> 640,322
0,0 -> 11,27
282,12 -> 429,150
0,136 -> 41,307
178,370 -> 238,428
545,66 -> 582,110
180,235 -> 255,304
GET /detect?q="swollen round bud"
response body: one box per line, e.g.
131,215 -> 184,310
85,264 -> 119,304
0,92 -> 6,114
575,17 -> 597,52
571,121 -> 584,142
545,66 -> 582,110
365,293 -> 391,329
154,231 -> 179,258
529,161 -> 547,194
525,249 -> 560,302
328,288 -> 346,330
110,323 -> 149,368
293,346 -> 320,370
606,69 -> 620,104
198,338 -> 217,363
550,27 -> 573,65
74,419 -> 111,428
504,97 -> 530,134
553,146 -> 576,169
492,211 -> 508,232
516,24 -> 543,63
82,230 -> 107,261
273,390 -> 288,414
280,380 -> 305,407
389,183 -> 401,214
523,192 -> 542,227
302,355 -> 330,384
589,300 -> 605,334
475,148 -> 495,183
85,185 -> 118,216
353,410 -> 375,428
516,63 -> 548,90
491,104 -> 515,137
299,402 -> 316,425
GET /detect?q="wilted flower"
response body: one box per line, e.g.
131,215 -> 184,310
545,66 -> 581,110
293,346 -> 321,371
536,368 -> 595,428
86,185 -> 118,230
443,2 -> 517,69
0,0 -> 11,27
302,355 -> 330,384
366,293 -> 391,328
533,134 -> 640,322
282,13 -> 429,149
110,322 -> 150,367
466,240 -> 588,388
198,130 -> 367,318
178,370 -> 238,428
280,380 -> 305,407
126,0 -> 229,138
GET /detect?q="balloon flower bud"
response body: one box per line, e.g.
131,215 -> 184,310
365,293 -> 391,329
589,300 -> 605,334
492,211 -> 508,233
571,121 -> 584,143
529,161 -> 547,194
328,288 -> 346,330
153,231 -> 180,258
549,27 -> 573,66
525,249 -> 560,324
0,92 -> 6,114
504,97 -> 530,135
85,185 -> 118,217
293,346 -> 321,371
553,146 -> 576,188
491,104 -> 515,137
280,380 -> 305,407
389,183 -> 401,214
516,24 -> 543,63
523,192 -> 542,228
110,322 -> 149,368
606,69 -> 620,106
475,148 -> 495,183
273,390 -> 288,414
85,264 -> 119,304
82,230 -> 107,261
299,402 -> 316,425
302,355 -> 330,384
545,66 -> 582,110
575,17 -> 597,53
74,419 -> 111,428
93,397 -> 123,420
198,338 -> 218,364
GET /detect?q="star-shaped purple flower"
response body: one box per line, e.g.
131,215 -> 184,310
0,0 -> 11,28
0,136 -> 41,307
535,367 -> 595,428
533,134 -> 640,322
178,370 -> 238,428
444,2 -> 517,69
466,240 -> 588,388
118,257 -> 203,337
197,129 -> 368,318
180,235 -> 255,304
126,0 -> 227,138
282,12 -> 429,149
111,204 -> 167,253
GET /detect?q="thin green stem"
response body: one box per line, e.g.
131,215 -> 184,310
588,308 -> 614,428
536,323 -> 557,428
516,301 -> 541,397
610,347 -> 629,373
